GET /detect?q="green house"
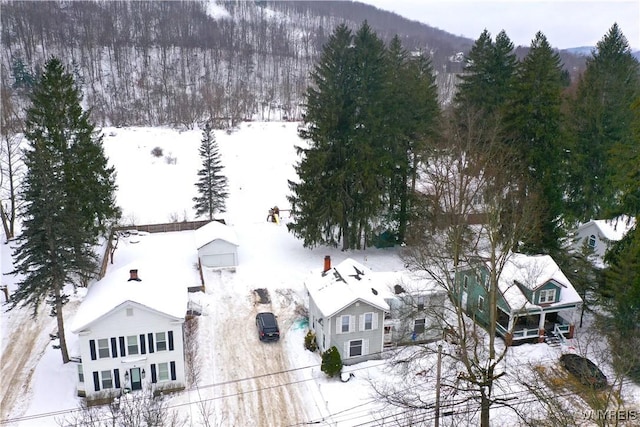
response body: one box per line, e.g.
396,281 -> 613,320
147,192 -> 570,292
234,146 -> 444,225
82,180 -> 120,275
456,253 -> 582,345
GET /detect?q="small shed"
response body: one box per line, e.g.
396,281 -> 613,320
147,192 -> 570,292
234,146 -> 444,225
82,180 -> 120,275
194,221 -> 239,268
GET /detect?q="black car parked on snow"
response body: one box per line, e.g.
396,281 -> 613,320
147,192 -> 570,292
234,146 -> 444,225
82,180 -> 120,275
560,354 -> 608,389
256,312 -> 280,342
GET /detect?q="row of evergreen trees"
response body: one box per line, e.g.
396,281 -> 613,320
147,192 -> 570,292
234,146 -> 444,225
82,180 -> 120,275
287,23 -> 439,250
289,22 -> 639,254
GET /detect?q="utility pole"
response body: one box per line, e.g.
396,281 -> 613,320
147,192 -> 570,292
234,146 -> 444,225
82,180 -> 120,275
435,343 -> 442,427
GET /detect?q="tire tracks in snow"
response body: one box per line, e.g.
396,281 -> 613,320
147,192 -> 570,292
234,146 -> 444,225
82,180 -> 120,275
205,269 -> 310,426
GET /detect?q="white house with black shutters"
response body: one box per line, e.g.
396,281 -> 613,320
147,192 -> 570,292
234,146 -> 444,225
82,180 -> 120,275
71,262 -> 190,399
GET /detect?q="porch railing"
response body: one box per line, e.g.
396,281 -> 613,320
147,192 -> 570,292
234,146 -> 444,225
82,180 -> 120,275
512,327 -> 541,339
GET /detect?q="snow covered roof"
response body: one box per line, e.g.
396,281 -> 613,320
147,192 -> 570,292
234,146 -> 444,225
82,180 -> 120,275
496,253 -> 582,311
194,220 -> 239,249
375,270 -> 444,299
578,215 -> 635,242
71,230 -> 200,332
305,258 -> 390,317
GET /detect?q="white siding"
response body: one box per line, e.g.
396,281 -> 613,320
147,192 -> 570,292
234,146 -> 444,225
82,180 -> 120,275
76,303 -> 185,398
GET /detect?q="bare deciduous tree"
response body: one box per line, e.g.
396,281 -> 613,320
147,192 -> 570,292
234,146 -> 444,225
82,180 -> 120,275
374,108 -> 541,426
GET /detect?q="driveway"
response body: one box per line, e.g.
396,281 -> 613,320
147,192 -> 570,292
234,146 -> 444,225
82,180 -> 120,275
196,269 -> 312,426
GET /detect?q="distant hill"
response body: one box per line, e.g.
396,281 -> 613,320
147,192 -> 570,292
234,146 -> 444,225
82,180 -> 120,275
0,0 -> 586,127
563,46 -> 596,56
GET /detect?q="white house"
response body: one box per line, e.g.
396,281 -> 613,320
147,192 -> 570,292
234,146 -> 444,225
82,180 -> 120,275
572,216 -> 635,266
194,220 -> 239,268
306,257 -> 389,365
71,262 -> 191,400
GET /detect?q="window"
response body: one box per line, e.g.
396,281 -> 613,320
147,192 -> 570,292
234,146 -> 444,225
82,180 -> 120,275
98,339 -> 110,359
341,315 -> 350,333
539,289 -> 556,304
478,296 -> 485,312
78,365 -> 84,383
463,275 -> 468,290
588,234 -> 597,249
157,362 -> 170,381
156,332 -> 167,351
363,313 -> 373,330
416,296 -> 425,311
126,308 -> 133,316
414,319 -> 426,334
349,340 -> 363,357
101,370 -> 113,389
127,336 -> 139,355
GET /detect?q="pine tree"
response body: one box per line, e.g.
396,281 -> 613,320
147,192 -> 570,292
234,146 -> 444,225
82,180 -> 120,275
504,32 -> 566,254
193,122 -> 228,220
604,223 -> 640,381
288,24 -> 356,249
321,346 -> 342,378
384,36 -> 439,242
454,30 -> 518,122
566,24 -> 640,221
9,57 -> 118,363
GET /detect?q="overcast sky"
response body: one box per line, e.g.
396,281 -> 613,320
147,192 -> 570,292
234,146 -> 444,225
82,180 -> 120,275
358,0 -> 640,50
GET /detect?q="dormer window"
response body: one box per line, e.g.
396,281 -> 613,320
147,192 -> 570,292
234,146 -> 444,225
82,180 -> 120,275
588,234 -> 597,249
539,289 -> 556,304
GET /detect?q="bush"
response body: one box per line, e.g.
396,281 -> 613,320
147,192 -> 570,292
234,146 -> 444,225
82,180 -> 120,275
304,330 -> 317,352
151,146 -> 163,157
321,346 -> 342,378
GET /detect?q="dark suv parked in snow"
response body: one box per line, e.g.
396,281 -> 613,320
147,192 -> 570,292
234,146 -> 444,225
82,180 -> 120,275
256,312 -> 280,342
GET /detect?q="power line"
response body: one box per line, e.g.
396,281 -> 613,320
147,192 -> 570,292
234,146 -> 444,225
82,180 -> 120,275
2,345 -> 634,425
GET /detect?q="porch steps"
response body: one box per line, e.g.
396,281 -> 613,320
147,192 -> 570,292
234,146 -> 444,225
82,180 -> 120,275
544,334 -> 562,347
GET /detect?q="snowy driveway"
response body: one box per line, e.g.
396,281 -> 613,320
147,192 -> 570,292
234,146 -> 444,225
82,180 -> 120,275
195,269 -> 316,426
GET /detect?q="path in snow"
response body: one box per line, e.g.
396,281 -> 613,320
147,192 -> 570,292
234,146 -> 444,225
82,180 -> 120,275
0,301 -> 78,422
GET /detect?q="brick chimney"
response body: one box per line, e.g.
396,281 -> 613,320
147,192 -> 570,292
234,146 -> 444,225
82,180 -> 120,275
128,269 -> 141,282
323,256 -> 331,273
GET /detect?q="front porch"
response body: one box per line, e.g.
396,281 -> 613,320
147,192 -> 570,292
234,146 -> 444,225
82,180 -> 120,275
497,308 -> 576,346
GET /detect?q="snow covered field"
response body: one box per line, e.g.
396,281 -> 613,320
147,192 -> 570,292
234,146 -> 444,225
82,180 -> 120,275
2,122 -> 639,426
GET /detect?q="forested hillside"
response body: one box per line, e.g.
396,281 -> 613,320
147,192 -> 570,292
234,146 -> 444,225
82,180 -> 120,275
1,0 -> 583,127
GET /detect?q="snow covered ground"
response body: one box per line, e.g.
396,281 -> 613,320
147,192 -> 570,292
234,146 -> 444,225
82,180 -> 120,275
1,122 -> 639,426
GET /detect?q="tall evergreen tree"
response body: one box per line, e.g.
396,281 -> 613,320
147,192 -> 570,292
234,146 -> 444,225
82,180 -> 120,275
454,30 -> 518,122
345,21 -> 390,249
384,36 -> 439,242
288,24 -> 355,249
193,122 -> 228,220
9,57 -> 118,363
504,32 -> 566,254
566,24 -> 640,221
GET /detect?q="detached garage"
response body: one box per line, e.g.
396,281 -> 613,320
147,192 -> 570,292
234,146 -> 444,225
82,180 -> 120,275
195,221 -> 239,268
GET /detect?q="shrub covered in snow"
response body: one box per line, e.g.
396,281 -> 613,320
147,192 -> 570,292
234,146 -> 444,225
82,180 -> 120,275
304,330 -> 317,352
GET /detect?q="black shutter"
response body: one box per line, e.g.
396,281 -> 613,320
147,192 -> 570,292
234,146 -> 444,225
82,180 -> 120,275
93,371 -> 100,391
151,364 -> 157,383
139,334 -> 146,354
148,333 -> 155,353
170,361 -> 176,381
119,336 -> 126,357
89,340 -> 97,360
114,369 -> 120,388
168,331 -> 174,351
110,337 -> 117,358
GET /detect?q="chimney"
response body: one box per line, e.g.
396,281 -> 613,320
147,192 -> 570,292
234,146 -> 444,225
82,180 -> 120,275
128,269 -> 141,282
323,256 -> 331,273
